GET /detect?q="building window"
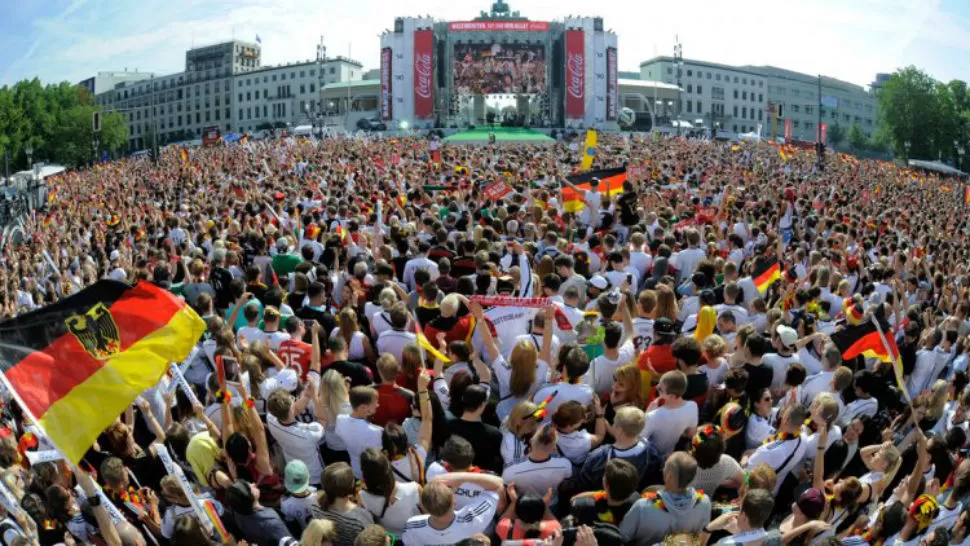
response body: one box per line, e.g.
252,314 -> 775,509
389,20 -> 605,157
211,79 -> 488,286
716,74 -> 721,81
300,71 -> 305,77
697,100 -> 702,113
758,110 -> 763,121
687,101 -> 693,113
697,85 -> 702,94
310,69 -> 315,76
309,83 -> 315,92
733,105 -> 738,117
246,92 -> 251,101
215,110 -> 220,121
687,84 -> 692,93
247,107 -> 251,119
706,72 -> 711,79
225,108 -> 230,119
742,106 -> 747,119
742,91 -> 747,100
759,81 -> 764,87
272,75 -> 277,81
291,72 -> 296,79
300,84 -> 306,94
263,89 -> 268,99
281,73 -> 286,80
239,109 -> 243,119
205,112 -> 210,122
733,89 -> 738,99
732,125 -> 737,132
742,78 -> 747,85
263,105 -> 267,117
330,67 -> 336,75
195,113 -> 200,123
806,122 -> 813,130
667,67 -> 672,74
687,69 -> 692,77
793,120 -> 800,128
758,93 -> 763,102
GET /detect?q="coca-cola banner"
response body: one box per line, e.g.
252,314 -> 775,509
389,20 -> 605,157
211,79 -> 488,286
606,47 -> 618,121
565,30 -> 585,120
449,21 -> 549,32
413,29 -> 434,120
380,48 -> 392,121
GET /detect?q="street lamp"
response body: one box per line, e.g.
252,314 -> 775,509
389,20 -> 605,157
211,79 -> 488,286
904,140 -> 911,159
673,36 -> 683,137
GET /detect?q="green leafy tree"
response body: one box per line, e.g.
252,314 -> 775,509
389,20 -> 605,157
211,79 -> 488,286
827,123 -> 846,147
100,112 -> 129,153
878,67 -> 943,159
847,124 -> 867,150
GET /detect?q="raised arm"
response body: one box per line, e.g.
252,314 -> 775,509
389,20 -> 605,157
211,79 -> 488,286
540,306 -> 555,367
416,370 -> 433,453
470,301 -> 500,363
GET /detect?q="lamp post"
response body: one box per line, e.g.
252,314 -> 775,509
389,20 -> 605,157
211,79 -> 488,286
958,146 -> 966,172
673,36 -> 683,137
904,140 -> 911,160
24,143 -> 34,211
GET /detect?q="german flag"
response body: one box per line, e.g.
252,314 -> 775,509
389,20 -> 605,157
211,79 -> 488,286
964,186 -> 970,205
562,167 -> 627,213
830,318 -> 898,363
0,281 -> 205,464
752,259 -> 781,294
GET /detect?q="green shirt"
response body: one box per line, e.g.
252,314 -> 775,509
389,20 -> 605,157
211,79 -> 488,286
272,253 -> 303,277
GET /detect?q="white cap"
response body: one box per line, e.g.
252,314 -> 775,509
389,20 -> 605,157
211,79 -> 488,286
108,268 -> 127,282
588,275 -> 609,291
776,325 -> 798,348
109,250 -> 121,262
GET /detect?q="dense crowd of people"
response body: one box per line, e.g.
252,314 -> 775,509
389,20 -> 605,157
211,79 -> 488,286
0,131 -> 967,546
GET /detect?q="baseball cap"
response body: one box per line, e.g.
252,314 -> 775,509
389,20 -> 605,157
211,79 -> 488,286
654,317 -> 677,338
588,275 -> 609,291
796,488 -> 825,520
776,325 -> 798,348
284,460 -> 310,494
109,249 -> 120,262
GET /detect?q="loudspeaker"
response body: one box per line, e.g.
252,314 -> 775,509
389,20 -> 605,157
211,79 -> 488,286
551,38 -> 563,86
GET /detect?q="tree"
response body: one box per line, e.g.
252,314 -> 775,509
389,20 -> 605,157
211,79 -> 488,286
827,123 -> 846,147
878,67 -> 944,159
100,112 -> 129,153
847,124 -> 867,150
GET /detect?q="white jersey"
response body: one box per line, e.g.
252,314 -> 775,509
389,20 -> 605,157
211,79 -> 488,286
631,317 -> 655,353
334,414 -> 383,478
267,415 -> 326,484
425,463 -> 490,509
474,306 -> 536,355
401,490 -> 499,546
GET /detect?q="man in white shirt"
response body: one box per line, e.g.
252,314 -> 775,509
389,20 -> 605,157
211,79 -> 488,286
628,232 -> 653,281
402,471 -> 502,546
641,371 -> 698,457
501,424 -> 573,509
798,344 -> 843,406
673,228 -> 706,284
266,381 -> 326,486
763,325 -> 801,394
334,386 -> 383,478
533,346 -> 594,418
376,304 -> 417,364
715,282 -> 749,327
743,404 -> 809,495
402,241 -> 440,291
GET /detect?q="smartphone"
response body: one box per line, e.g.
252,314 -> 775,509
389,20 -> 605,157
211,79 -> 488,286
626,273 -> 633,285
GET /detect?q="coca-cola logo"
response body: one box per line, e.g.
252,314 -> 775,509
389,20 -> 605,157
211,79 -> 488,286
567,53 -> 584,99
415,53 -> 433,99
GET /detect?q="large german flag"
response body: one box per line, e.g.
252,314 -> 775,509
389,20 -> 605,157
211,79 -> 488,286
0,281 -> 205,464
562,167 -> 627,213
752,259 -> 781,294
830,318 -> 898,363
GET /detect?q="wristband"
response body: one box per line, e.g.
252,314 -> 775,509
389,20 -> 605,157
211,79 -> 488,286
244,397 -> 256,409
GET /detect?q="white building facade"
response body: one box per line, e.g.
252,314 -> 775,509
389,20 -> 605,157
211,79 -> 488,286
640,56 -> 767,135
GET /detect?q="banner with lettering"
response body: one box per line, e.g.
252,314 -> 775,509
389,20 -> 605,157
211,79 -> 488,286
565,30 -> 585,120
606,47 -> 618,121
413,30 -> 434,120
483,181 -> 512,201
381,48 -> 393,121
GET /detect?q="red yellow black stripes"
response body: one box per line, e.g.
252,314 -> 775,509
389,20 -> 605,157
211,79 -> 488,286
0,281 -> 205,464
752,260 -> 781,294
830,319 -> 898,363
563,167 -> 627,213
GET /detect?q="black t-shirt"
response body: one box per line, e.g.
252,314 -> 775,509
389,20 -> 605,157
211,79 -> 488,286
210,266 -> 234,310
447,418 -> 503,474
684,371 -> 709,402
618,192 -> 639,226
743,362 -> 774,401
295,306 -> 337,343
570,492 -> 639,527
325,360 -> 373,388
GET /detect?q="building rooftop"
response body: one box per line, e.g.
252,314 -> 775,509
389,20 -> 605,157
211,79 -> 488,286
619,78 -> 681,90
237,56 -> 363,77
639,56 -> 767,78
322,79 -> 380,90
741,65 -> 869,93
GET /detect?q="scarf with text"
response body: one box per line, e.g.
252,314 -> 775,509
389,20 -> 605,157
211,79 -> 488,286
470,295 -> 573,331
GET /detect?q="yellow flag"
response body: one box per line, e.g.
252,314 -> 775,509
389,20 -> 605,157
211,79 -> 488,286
581,130 -> 597,170
417,332 -> 450,364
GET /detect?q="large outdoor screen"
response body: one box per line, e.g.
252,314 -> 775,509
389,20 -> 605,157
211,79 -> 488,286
453,43 -> 546,95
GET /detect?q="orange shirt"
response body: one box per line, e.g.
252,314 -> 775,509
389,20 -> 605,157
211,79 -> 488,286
636,343 -> 676,402
277,338 -> 312,380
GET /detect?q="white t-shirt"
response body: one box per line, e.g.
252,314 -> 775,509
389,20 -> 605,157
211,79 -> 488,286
425,463 -> 489,509
703,359 -> 729,387
237,325 -> 266,348
280,489 -> 317,531
631,317 -> 655,353
690,454 -> 743,493
264,330 -> 290,352
492,354 -> 548,401
334,415 -> 384,478
501,430 -> 529,468
532,382 -> 594,420
583,342 -> 636,397
745,436 -> 808,494
402,490 -> 499,546
377,330 -> 417,364
642,401 -> 699,456
267,415 -> 326,484
557,429 -> 593,465
391,444 -> 428,483
501,457 -> 573,506
360,481 -> 422,536
762,353 -> 800,391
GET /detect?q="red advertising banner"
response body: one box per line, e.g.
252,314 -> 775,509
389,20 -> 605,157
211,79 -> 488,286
565,30 -> 585,120
606,47 -> 618,121
413,30 -> 434,120
784,118 -> 792,141
484,181 -> 513,201
380,48 -> 392,121
448,21 -> 549,32
820,122 -> 828,144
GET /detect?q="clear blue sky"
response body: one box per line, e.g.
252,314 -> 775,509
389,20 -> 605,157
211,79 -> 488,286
1,0 -> 968,89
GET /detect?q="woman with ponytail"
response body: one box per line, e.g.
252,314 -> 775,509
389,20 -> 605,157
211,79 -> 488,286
359,448 -> 421,536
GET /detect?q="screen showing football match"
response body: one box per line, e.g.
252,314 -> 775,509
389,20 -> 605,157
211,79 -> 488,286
452,43 -> 546,95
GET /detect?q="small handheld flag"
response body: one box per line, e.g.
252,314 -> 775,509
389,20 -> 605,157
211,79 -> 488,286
581,130 -> 598,170
751,259 -> 781,294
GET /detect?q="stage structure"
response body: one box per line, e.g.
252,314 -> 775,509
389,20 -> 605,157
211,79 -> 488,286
379,1 -> 618,130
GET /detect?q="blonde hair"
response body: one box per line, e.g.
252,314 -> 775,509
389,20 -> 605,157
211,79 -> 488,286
926,380 -> 949,421
702,335 -> 728,359
613,363 -> 644,407
301,519 -> 338,546
813,393 -> 840,426
420,481 -> 454,517
338,308 -> 358,347
504,401 -> 539,437
322,369 -> 349,423
509,341 -> 538,397
613,406 -> 646,438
